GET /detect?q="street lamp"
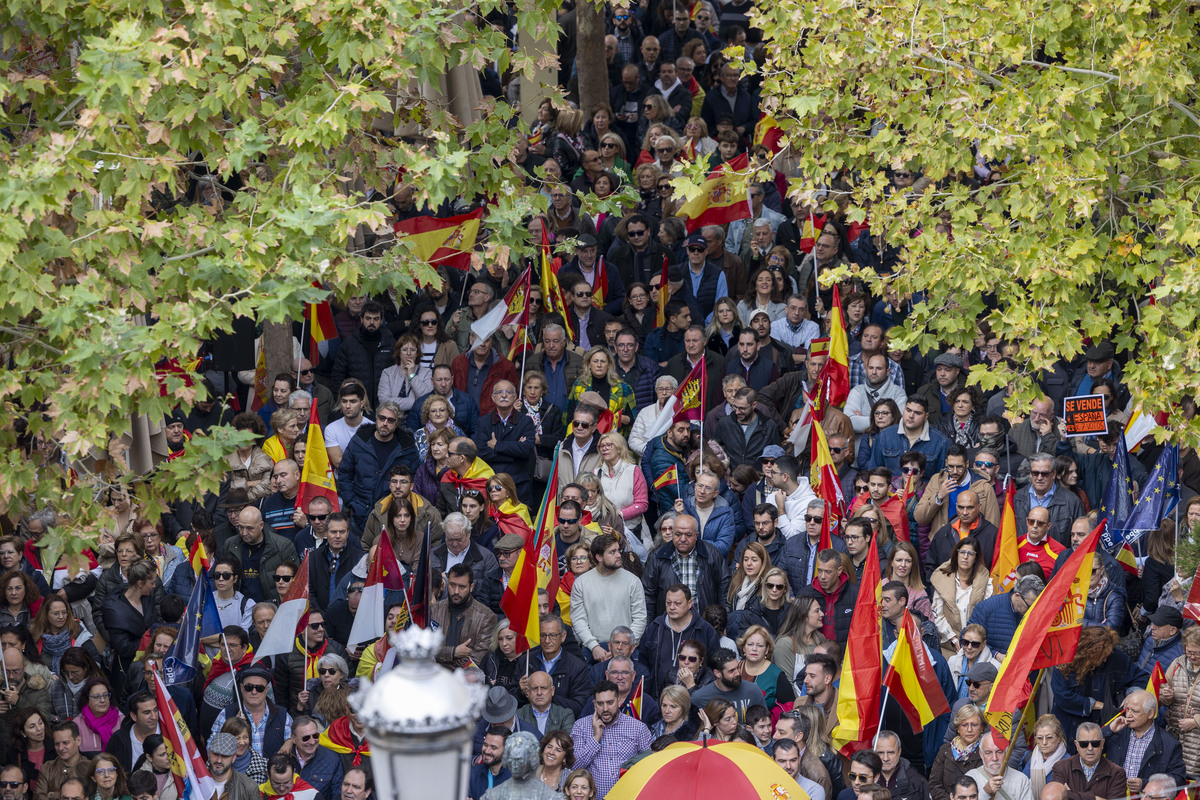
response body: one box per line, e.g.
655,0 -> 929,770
351,626 -> 485,800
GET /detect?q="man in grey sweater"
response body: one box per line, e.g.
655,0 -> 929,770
570,534 -> 647,663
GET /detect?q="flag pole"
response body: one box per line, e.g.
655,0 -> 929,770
873,684 -> 889,747
221,631 -> 247,721
297,312 -> 307,384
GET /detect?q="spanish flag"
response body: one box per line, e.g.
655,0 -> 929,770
752,113 -> 785,155
539,225 -> 575,341
643,356 -> 706,440
627,676 -> 645,720
1148,662 -> 1168,701
653,466 -> 679,490
593,257 -> 610,309
655,255 -> 669,327
501,446 -> 562,652
440,456 -> 495,495
986,520 -> 1102,741
305,281 -> 338,364
249,343 -> 268,412
393,207 -> 485,271
295,400 -> 339,512
825,285 -> 850,407
676,153 -> 753,233
831,528 -> 882,755
990,481 -> 1020,593
188,536 -> 209,575
883,608 -> 950,729
811,422 -> 846,528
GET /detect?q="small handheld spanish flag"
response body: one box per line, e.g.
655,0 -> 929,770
1148,662 -> 1167,700
188,536 -> 209,575
627,675 -> 644,720
653,466 -> 679,490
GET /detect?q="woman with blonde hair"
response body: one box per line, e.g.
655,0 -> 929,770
577,475 -> 631,557
566,347 -> 635,432
704,297 -> 742,356
596,432 -> 649,544
681,116 -> 717,160
886,540 -> 932,619
651,684 -> 696,740
414,394 -> 464,462
1159,624 -> 1200,773
737,566 -> 790,636
597,132 -> 630,176
726,542 -> 770,611
262,408 -> 302,462
486,473 -> 534,542
1023,715 -> 1067,798
738,625 -> 793,707
225,413 -> 274,499
929,704 -> 986,800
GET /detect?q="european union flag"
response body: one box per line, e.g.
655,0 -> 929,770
1116,444 -> 1179,550
162,572 -> 222,685
1098,431 -> 1135,551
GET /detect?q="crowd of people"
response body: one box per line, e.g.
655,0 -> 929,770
14,2 -> 1200,800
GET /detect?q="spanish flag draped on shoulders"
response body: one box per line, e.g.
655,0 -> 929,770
494,497 -> 535,543
319,715 -> 372,767
441,455 -> 495,501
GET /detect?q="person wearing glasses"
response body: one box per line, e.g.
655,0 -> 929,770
610,212 -> 668,295
71,678 -> 120,755
1048,721 -> 1125,800
946,623 -> 999,702
85,755 -> 127,800
281,716 -> 343,800
276,608 -> 348,714
473,381 -> 537,507
216,505 -> 299,605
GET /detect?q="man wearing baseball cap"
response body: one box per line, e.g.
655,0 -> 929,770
678,232 -> 725,322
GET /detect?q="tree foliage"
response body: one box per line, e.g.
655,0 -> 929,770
753,0 -> 1200,444
0,0 -> 557,556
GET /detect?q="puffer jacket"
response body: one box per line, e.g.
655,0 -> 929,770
1164,655 -> 1200,773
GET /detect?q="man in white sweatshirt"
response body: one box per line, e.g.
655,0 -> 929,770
845,352 -> 908,434
570,533 -> 647,663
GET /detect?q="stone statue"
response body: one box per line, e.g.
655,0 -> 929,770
481,731 -> 565,800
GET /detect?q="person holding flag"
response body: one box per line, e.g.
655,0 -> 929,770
560,237 -> 625,315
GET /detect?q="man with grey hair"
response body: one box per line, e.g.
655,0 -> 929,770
580,655 -> 661,725
1050,721 -> 1125,800
967,729 -> 1033,800
337,399 -> 418,529
287,388 -> 313,423
1014,451 -> 1083,544
1104,690 -> 1186,793
449,280 -> 500,352
288,715 -> 344,800
588,626 -> 650,685
739,217 -> 776,273
1140,775 -> 1180,800
630,374 -> 678,456
967,574 -> 1045,656
432,512 -> 501,611
535,323 -> 582,413
293,356 -> 335,425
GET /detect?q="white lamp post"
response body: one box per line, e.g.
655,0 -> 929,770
351,627 -> 485,800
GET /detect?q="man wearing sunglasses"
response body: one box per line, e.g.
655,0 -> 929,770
1011,453 -> 1080,549
609,213 -> 668,289
209,665 -> 292,758
286,716 -> 343,800
1049,721 -> 1126,800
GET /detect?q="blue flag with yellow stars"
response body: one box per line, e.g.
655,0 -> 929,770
162,572 -> 222,685
1098,431 -> 1135,551
1116,444 -> 1179,550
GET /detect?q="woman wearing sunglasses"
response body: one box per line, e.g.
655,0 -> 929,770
297,653 -> 351,728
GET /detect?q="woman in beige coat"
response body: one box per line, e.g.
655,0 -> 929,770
1160,625 -> 1200,774
930,536 -> 993,657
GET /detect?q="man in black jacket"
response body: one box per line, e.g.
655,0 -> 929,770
431,512 -> 502,612
713,387 -> 781,467
517,615 -> 592,716
308,513 -> 362,612
473,380 -> 537,504
330,301 -> 394,407
641,514 -> 730,621
337,402 -> 419,529
608,214 -> 668,289
637,583 -> 721,696
102,691 -> 158,772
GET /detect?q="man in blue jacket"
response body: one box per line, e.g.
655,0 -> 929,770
337,401 -> 419,530
674,473 -> 736,557
290,717 -> 344,800
966,574 -> 1045,656
868,395 -> 949,477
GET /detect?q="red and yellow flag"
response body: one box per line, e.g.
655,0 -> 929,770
811,421 -> 847,530
830,531 -> 882,755
593,257 -> 610,309
539,225 -> 575,341
295,400 -> 339,512
627,676 -> 645,720
249,344 -> 268,412
393,207 -> 485,271
986,521 -> 1103,740
188,537 -> 209,575
883,608 -> 951,729
653,466 -> 679,490
501,452 -> 562,653
305,281 -> 338,364
991,481 -> 1020,592
441,457 -> 495,496
1148,661 -> 1167,700
752,113 -> 785,155
825,285 -> 850,407
676,153 -> 753,233
655,255 -> 669,327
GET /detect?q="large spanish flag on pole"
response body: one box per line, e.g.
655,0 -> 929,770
471,267 -> 531,347
830,535 -> 882,755
676,153 -> 753,233
826,285 -> 850,406
295,400 -> 339,512
985,520 -> 1103,741
501,445 -> 563,652
539,225 -> 575,341
991,481 -> 1020,593
394,207 -> 485,271
152,669 -> 217,800
883,608 -> 951,729
811,422 -> 846,532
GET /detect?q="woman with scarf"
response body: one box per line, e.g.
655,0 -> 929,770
413,395 -> 464,463
262,408 -> 302,463
5,708 -> 49,782
199,629 -> 255,734
566,347 -> 635,434
50,648 -> 103,723
726,542 -> 770,613
137,522 -> 187,600
935,388 -> 982,449
518,371 -> 564,495
91,533 -> 165,648
1022,716 -> 1067,799
413,426 -> 454,504
74,678 -> 121,753
132,735 -> 177,800
929,704 -> 986,800
30,597 -> 98,674
382,498 -> 423,573
930,536 -> 993,657
1050,626 -> 1138,741
218,717 -> 268,784
486,474 -> 534,543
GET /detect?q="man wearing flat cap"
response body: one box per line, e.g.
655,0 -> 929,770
207,732 -> 260,800
914,351 -> 973,427
1069,340 -> 1130,409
